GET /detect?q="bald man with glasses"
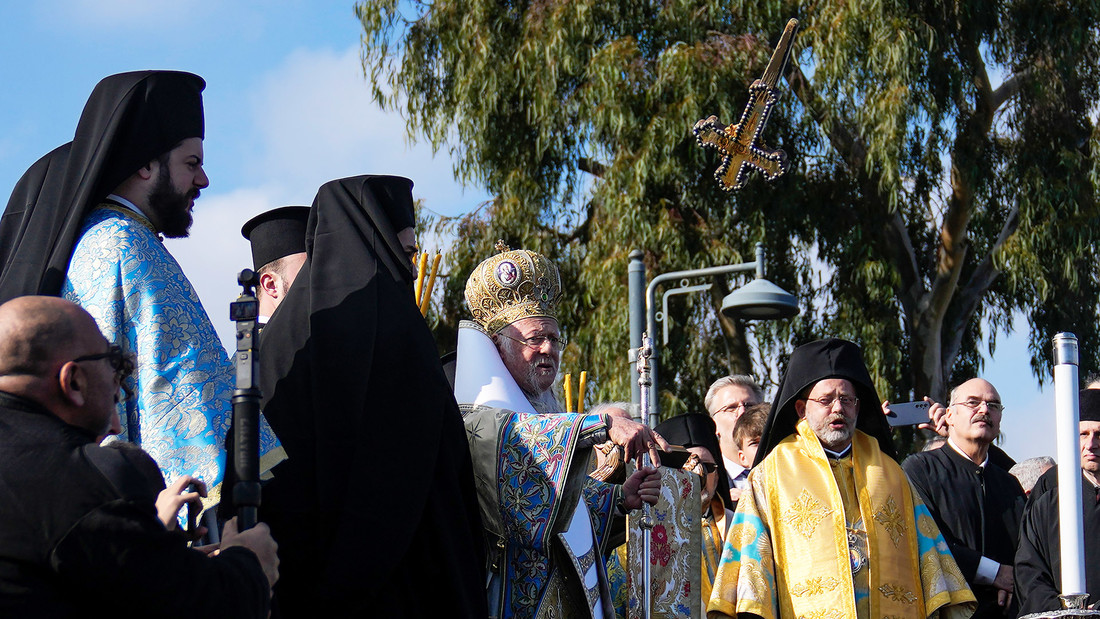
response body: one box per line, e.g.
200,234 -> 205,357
902,378 -> 1026,618
0,296 -> 278,618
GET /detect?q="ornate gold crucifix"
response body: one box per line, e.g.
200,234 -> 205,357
693,18 -> 799,191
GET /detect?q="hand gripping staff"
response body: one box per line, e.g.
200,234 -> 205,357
229,269 -> 262,530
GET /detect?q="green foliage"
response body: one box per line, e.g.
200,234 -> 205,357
358,0 -> 1100,451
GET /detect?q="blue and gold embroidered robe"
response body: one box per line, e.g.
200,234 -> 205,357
465,407 -> 619,619
62,206 -> 279,508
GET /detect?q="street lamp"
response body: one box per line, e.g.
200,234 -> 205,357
628,243 -> 798,427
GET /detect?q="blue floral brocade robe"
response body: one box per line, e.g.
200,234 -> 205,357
465,408 -> 619,618
62,207 -> 279,507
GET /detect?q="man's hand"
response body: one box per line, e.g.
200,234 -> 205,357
607,416 -> 671,464
993,564 -> 1014,607
221,517 -> 280,589
156,475 -> 206,538
622,466 -> 661,511
729,487 -> 743,504
917,396 -> 949,436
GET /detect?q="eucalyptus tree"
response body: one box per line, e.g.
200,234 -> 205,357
358,0 -> 1100,422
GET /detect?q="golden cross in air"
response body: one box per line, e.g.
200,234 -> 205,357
693,19 -> 799,191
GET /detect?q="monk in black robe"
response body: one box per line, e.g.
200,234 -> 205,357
902,378 -> 1024,617
256,175 -> 486,617
1015,388 -> 1100,613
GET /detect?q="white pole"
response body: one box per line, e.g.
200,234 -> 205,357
1053,333 -> 1087,597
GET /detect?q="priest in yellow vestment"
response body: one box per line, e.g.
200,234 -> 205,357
706,338 -> 976,619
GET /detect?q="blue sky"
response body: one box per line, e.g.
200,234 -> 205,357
0,2 -> 1063,464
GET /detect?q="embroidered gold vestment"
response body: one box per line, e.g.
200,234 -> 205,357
706,421 -> 976,619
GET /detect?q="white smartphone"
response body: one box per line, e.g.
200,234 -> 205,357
885,400 -> 930,427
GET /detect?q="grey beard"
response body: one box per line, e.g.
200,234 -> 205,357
814,425 -> 854,450
525,388 -> 562,414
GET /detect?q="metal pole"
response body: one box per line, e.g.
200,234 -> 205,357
644,261 -> 758,427
628,250 -> 646,422
637,333 -> 654,619
1053,333 -> 1087,599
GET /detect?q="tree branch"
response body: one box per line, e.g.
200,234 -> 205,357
578,157 -> 607,178
784,62 -> 867,171
786,61 -> 924,318
941,204 -> 1020,369
991,69 -> 1030,112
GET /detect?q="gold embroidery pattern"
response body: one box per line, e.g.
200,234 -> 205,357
873,496 -> 907,547
782,489 -> 832,539
796,610 -> 844,619
790,576 -> 839,597
743,561 -> 771,602
922,551 -> 967,594
878,583 -> 918,604
917,512 -> 939,540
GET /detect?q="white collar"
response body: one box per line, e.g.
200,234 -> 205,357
822,443 -> 852,459
947,437 -> 989,467
723,455 -> 744,478
106,194 -> 150,220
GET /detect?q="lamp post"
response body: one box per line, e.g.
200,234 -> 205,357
629,243 -> 798,427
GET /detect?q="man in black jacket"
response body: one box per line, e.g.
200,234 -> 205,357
903,377 -> 1025,617
0,296 -> 278,618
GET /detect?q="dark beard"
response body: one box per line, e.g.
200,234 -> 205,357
146,165 -> 196,238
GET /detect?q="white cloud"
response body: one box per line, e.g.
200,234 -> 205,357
164,186 -> 282,353
242,45 -> 487,217
167,44 -> 489,351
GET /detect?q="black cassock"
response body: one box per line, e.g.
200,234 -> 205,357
1015,472 -> 1100,614
902,445 -> 1025,618
256,176 -> 486,617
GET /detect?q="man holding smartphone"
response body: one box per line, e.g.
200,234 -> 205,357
902,378 -> 1026,618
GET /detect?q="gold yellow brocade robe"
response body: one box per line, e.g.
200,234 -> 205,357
706,421 -> 976,619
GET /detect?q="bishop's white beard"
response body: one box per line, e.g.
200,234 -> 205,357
526,388 -> 562,414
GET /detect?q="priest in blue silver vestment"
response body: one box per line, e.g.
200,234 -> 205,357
0,71 -> 279,512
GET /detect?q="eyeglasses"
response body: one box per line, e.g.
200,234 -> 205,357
497,333 -> 568,350
72,344 -> 135,399
952,398 -> 1004,413
805,395 -> 859,408
712,402 -> 750,416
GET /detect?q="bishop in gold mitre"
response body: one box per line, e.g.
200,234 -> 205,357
707,338 -> 976,619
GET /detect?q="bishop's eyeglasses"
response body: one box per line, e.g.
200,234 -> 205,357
496,333 -> 568,350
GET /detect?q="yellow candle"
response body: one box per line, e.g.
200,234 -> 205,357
414,252 -> 429,306
563,373 -> 573,413
577,371 -> 587,414
420,252 -> 442,316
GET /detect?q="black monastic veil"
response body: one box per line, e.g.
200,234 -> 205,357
257,175 -> 486,617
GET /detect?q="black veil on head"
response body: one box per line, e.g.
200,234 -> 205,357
305,175 -> 415,284
654,413 -> 731,503
755,338 -> 896,465
0,70 -> 205,301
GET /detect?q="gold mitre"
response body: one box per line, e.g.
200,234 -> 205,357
465,241 -> 562,334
